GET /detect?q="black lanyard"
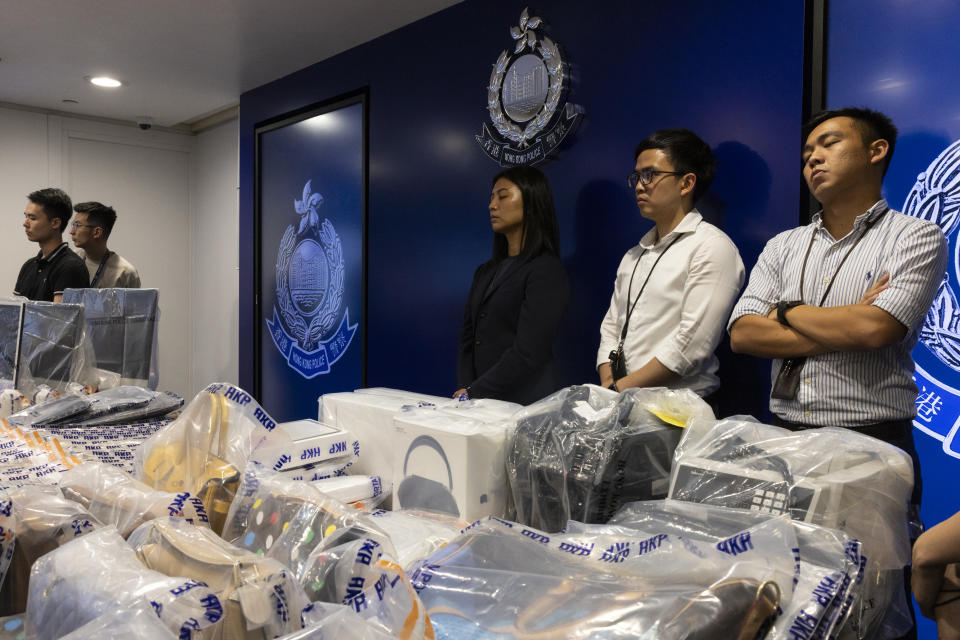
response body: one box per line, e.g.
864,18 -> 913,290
796,206 -> 888,306
90,251 -> 112,287
619,233 -> 683,346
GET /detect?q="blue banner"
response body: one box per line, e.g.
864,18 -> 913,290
266,308 -> 357,379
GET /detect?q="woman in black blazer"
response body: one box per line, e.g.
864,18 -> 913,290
455,166 -> 570,405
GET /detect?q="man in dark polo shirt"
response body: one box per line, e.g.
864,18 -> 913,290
14,188 -> 89,301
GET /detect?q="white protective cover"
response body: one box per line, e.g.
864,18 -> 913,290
128,516 -> 310,639
133,383 -> 293,530
58,603 -> 177,639
26,526 -> 223,640
606,499 -> 864,640
668,417 -> 916,639
223,465 -> 433,638
409,514 -> 790,639
392,402 -> 518,521
58,461 -> 210,537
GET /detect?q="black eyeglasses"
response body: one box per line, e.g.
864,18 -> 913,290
627,169 -> 686,189
70,222 -> 96,230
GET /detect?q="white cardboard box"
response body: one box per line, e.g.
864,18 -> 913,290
249,418 -> 353,472
392,405 -> 516,522
318,390 -> 451,480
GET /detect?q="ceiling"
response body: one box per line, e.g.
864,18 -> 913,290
0,0 -> 461,129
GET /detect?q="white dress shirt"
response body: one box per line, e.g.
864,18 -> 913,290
597,210 -> 745,396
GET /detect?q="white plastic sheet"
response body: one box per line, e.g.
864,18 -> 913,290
668,417 -> 915,639
409,515 -> 784,639
59,461 -> 210,537
26,526 -> 223,640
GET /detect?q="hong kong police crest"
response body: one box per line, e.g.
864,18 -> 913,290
475,8 -> 582,167
266,180 -> 357,378
905,139 -> 960,457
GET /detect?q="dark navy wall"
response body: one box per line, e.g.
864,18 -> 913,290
240,0 -> 807,419
827,2 -> 960,635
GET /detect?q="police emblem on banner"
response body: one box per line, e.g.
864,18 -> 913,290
904,139 -> 960,457
266,180 -> 357,379
475,8 -> 582,167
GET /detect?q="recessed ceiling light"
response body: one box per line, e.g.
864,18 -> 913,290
88,76 -> 122,88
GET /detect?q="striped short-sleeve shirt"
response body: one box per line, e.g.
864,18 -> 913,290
728,199 -> 948,427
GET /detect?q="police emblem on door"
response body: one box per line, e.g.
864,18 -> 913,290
904,139 -> 960,457
266,180 -> 357,378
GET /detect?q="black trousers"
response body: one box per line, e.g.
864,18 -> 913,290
773,416 -> 921,640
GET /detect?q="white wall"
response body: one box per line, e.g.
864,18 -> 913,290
191,119 -> 240,390
0,104 -> 240,401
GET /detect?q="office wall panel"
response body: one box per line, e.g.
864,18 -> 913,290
240,0 -> 807,419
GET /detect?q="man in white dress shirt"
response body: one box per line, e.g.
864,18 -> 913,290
70,201 -> 141,288
597,129 -> 745,397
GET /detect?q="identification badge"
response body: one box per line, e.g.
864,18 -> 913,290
771,357 -> 806,400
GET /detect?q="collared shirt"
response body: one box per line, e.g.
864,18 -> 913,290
75,249 -> 141,288
729,199 -> 948,427
597,210 -> 745,396
13,243 -> 89,301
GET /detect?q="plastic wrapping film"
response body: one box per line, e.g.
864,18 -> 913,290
26,526 -> 223,640
0,495 -> 14,605
0,484 -> 102,616
365,509 -> 464,570
4,386 -> 180,429
0,614 -> 26,640
134,383 -> 292,533
409,515 -> 786,640
507,385 -> 697,532
605,500 -> 864,640
668,417 -> 915,639
59,461 -> 210,537
11,300 -> 92,399
0,420 -> 83,490
223,465 -> 436,639
77,390 -> 183,426
57,603 -> 177,639
0,391 -> 28,422
129,516 -> 310,639
4,393 -> 92,427
290,602 -> 397,639
39,419 -> 170,473
223,464 -> 389,574
62,287 -> 161,390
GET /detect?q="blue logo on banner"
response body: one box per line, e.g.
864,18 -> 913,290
267,180 -> 357,379
905,139 -> 960,458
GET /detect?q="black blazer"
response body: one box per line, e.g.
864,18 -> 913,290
457,252 -> 570,405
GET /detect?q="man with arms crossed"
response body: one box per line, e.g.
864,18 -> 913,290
70,201 -> 141,288
14,188 -> 89,302
598,129 -> 744,398
729,108 -> 947,640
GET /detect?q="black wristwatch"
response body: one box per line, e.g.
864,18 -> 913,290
608,381 -> 619,392
776,300 -> 803,327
